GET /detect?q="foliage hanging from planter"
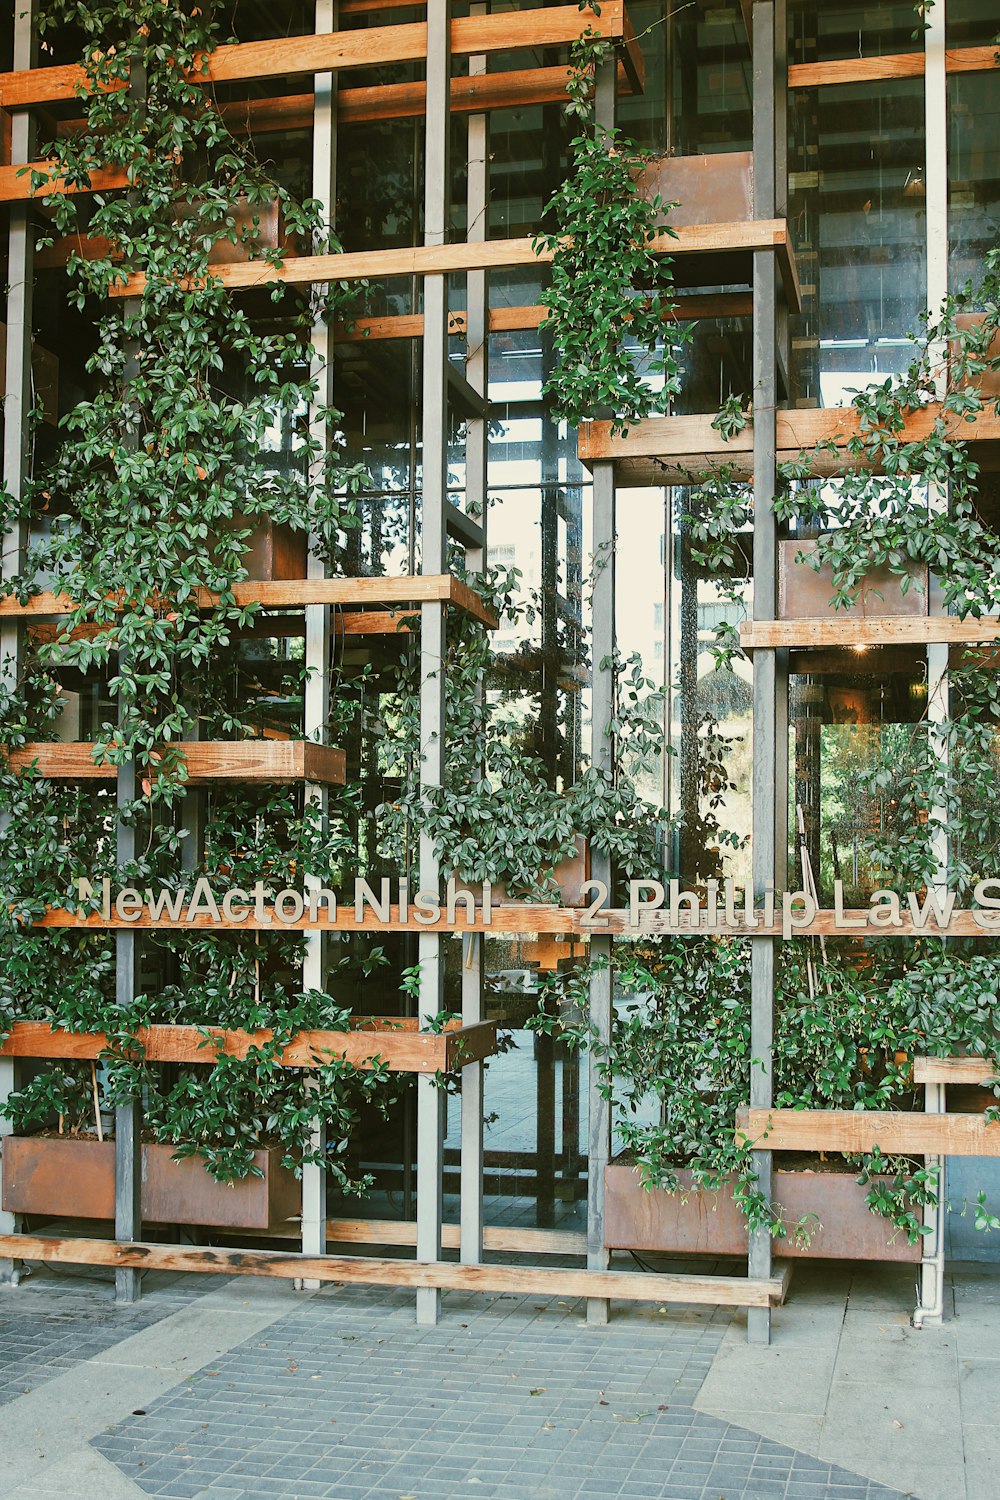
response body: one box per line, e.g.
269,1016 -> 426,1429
529,79 -> 1000,1241
534,125 -> 686,435
5,0 -> 368,771
0,0 -> 388,1188
372,571 -> 674,897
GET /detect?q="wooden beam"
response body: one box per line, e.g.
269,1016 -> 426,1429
335,609 -> 414,635
31,610 -> 411,641
579,403 -> 1000,482
25,903 -> 999,938
789,53 -> 924,89
339,0 -> 426,13
0,1233 -> 787,1306
738,1107 -> 1000,1157
740,616 -> 1000,651
323,1218 -> 588,1256
0,162 -> 128,202
0,574 -> 496,628
0,1019 -> 498,1074
2,740 -> 347,786
107,221 -> 798,299
0,3 -> 626,108
335,294 -> 752,343
338,59 -> 637,125
43,53 -> 640,155
913,1058 -> 999,1086
788,46 -> 999,90
946,45 -> 1000,76
619,9 -> 645,95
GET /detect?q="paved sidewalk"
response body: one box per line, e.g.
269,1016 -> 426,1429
1,1260 -> 995,1500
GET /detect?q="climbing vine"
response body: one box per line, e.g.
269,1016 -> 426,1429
534,126 -> 685,433
0,0 -> 383,1185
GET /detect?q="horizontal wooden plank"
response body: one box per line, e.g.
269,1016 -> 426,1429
788,53 -> 924,89
336,293 -> 752,344
324,1218 -> 588,1256
946,45 -> 1000,76
106,221 -> 796,299
0,574 -> 497,628
738,1108 -> 1000,1157
788,45 -> 999,90
43,55 -> 639,160
336,609 -> 414,635
3,741 -> 346,786
0,3 -> 625,108
0,1019 -> 498,1074
0,1233 -> 786,1306
28,611 -> 413,642
740,616 -> 1000,651
338,58 -> 637,125
579,402 -> 1000,481
38,69 -> 639,179
25,904 -> 999,937
339,0 -> 424,14
913,1057 -> 999,1086
0,162 -> 128,202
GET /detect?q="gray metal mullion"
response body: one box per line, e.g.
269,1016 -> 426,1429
0,0 -> 37,1290
296,0 -> 341,1285
748,0 -> 779,1347
587,461 -> 615,1327
114,46 -> 149,1302
459,3 -> 488,1269
416,0 -> 452,1326
585,52 -> 618,1330
115,750 -> 142,1305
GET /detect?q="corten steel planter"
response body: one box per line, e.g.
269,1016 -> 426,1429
197,197 -> 299,267
779,540 -> 928,620
636,151 -> 754,228
951,313 -> 1000,400
215,515 -> 308,582
1,1136 -> 299,1230
604,1162 -> 921,1262
454,835 -> 591,908
634,151 -> 755,291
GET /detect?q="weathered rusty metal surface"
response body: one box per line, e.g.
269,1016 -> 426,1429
213,516 -> 307,582
454,835 -> 591,908
604,1163 -> 921,1262
779,540 -> 928,620
637,152 -> 754,228
953,314 -> 1000,400
2,1137 -> 116,1220
1,1136 -> 299,1229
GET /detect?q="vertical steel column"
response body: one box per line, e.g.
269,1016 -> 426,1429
114,48 -> 150,1305
914,1079 -> 947,1326
586,53 -> 618,1330
587,463 -> 616,1325
0,0 -> 36,1291
298,0 -> 340,1283
923,0 -> 950,894
917,0 -> 950,1325
460,2 -> 489,1267
115,743 -> 142,1303
747,0 -> 782,1347
416,0 -> 452,1325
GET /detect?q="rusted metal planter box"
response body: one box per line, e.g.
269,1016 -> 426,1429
779,539 -> 928,619
605,1162 -> 920,1263
951,313 -> 1000,400
636,151 -> 754,227
1,1136 -> 299,1231
453,835 -> 591,908
213,515 -> 308,582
